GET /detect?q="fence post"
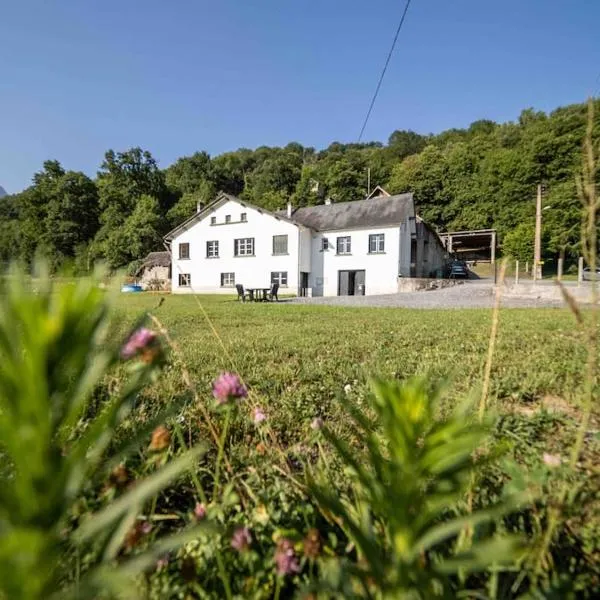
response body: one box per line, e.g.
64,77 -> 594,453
557,258 -> 563,281
515,260 -> 519,284
525,261 -> 529,274
578,256 -> 584,286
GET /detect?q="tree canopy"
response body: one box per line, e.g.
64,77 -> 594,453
1,99 -> 598,271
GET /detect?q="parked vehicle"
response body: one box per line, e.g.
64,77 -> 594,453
449,260 -> 469,279
582,266 -> 600,281
121,283 -> 143,293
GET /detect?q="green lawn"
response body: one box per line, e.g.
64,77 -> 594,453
115,293 -> 587,440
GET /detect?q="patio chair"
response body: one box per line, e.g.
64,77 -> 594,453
236,284 -> 249,302
267,283 -> 279,302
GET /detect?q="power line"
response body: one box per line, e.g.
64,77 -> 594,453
357,0 -> 413,142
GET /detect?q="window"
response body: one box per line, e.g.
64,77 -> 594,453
271,271 -> 288,286
336,236 -> 351,255
368,233 -> 385,254
272,234 -> 288,255
321,238 -> 329,251
225,215 -> 231,223
178,243 -> 190,260
221,272 -> 235,287
241,212 -> 247,222
206,240 -> 219,258
178,273 -> 191,287
210,216 -> 216,225
234,238 -> 254,256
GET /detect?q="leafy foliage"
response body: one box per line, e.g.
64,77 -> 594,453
309,378 -> 527,598
0,265 -> 207,599
1,99 -> 598,270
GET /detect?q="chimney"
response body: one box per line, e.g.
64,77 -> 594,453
196,201 -> 204,213
286,201 -> 292,219
325,197 -> 333,205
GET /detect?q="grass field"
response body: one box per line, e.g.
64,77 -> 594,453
108,293 -> 599,596
116,293 -> 588,426
3,279 -> 599,598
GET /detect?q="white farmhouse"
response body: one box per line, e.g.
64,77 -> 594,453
164,189 -> 446,297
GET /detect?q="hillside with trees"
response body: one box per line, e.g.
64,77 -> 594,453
1,99 -> 598,271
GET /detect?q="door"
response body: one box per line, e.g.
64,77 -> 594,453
354,270 -> 365,295
338,271 -> 350,296
338,270 -> 366,296
300,272 -> 309,297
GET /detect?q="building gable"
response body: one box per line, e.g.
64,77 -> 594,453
165,192 -> 301,241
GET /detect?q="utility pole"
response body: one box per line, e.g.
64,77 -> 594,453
533,184 -> 543,281
367,168 -> 371,197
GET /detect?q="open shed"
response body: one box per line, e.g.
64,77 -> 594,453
437,229 -> 497,263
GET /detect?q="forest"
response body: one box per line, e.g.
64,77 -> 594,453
1,98 -> 598,272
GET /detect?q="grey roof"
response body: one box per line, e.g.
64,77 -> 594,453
288,193 -> 415,231
142,251 -> 170,267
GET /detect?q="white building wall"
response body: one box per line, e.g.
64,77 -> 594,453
170,199 -> 300,294
309,225 -> 401,296
299,228 -> 312,274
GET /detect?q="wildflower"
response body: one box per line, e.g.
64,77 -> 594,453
149,425 -> 171,451
193,502 -> 206,520
124,520 -> 152,550
212,372 -> 247,405
253,504 -> 270,526
156,554 -> 170,570
108,464 -> 129,489
274,538 -> 300,576
303,528 -> 321,559
344,384 -> 352,394
311,417 -> 324,431
121,327 -> 160,362
256,442 -> 267,455
543,452 -> 562,468
253,406 -> 267,424
231,526 -> 252,552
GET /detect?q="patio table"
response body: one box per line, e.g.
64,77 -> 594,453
246,288 -> 271,302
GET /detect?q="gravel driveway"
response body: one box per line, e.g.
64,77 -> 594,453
289,281 -> 566,309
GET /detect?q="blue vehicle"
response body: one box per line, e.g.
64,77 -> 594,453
121,283 -> 143,293
448,260 -> 469,279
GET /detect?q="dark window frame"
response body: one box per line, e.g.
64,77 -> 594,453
179,243 -> 190,260
206,240 -> 219,258
210,216 -> 216,225
225,215 -> 231,224
368,233 -> 385,254
270,271 -> 288,286
336,236 -> 351,255
220,272 -> 235,287
234,237 -> 255,257
240,212 -> 247,222
272,234 -> 289,255
178,273 -> 191,287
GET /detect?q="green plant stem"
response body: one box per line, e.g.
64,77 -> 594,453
214,408 -> 232,499
174,422 -> 208,504
175,421 -> 233,600
216,550 -> 233,600
534,97 -> 598,582
274,576 -> 282,600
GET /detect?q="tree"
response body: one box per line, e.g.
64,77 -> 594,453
165,151 -> 212,195
387,129 -> 428,160
94,148 -> 168,267
502,221 -> 535,262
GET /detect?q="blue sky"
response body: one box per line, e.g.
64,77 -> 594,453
1,0 -> 598,193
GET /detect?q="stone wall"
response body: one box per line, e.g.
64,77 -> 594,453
397,277 -> 461,293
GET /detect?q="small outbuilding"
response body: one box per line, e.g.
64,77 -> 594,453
136,251 -> 171,290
